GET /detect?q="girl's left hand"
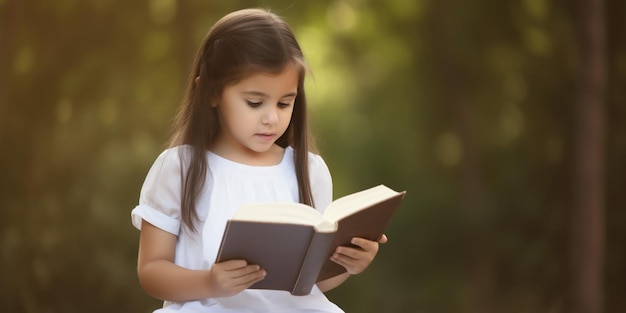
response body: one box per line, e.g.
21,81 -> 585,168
330,234 -> 388,275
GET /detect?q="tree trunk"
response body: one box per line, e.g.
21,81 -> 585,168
0,0 -> 21,127
175,0 -> 196,82
569,0 -> 606,312
428,1 -> 494,312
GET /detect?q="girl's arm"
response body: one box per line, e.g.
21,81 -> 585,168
316,234 -> 388,292
137,220 -> 266,302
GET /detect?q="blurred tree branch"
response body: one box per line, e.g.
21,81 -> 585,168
569,0 -> 606,312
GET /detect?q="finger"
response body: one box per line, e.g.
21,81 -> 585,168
233,269 -> 266,288
230,264 -> 264,279
217,266 -> 265,287
217,259 -> 249,270
350,237 -> 379,252
379,234 -> 388,244
330,252 -> 353,269
331,252 -> 366,275
335,246 -> 365,259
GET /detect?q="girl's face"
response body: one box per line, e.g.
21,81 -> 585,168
212,63 -> 299,164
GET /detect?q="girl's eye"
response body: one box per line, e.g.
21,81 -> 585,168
278,102 -> 291,109
246,100 -> 262,108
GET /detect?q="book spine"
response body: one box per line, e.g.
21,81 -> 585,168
291,231 -> 335,296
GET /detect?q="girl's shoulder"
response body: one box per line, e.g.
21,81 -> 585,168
144,145 -> 197,178
285,146 -> 328,172
305,148 -> 328,169
155,144 -> 194,163
304,149 -> 332,184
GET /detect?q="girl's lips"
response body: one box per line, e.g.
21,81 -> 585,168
256,133 -> 275,141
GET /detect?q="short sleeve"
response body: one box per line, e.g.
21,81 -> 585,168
308,152 -> 333,213
131,148 -> 184,235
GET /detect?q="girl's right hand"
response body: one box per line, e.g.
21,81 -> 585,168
208,260 -> 266,297
138,220 -> 265,301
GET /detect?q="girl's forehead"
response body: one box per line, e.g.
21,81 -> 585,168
239,62 -> 303,80
237,64 -> 300,84
228,64 -> 300,95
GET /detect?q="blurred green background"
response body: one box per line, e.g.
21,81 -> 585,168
1,0 -> 624,312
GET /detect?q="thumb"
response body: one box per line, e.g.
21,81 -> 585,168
379,234 -> 388,244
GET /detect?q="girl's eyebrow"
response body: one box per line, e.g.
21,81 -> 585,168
242,91 -> 297,98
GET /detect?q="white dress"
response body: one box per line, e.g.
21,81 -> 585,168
131,146 -> 344,313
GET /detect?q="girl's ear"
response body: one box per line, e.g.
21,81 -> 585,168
210,96 -> 219,108
197,77 -> 219,108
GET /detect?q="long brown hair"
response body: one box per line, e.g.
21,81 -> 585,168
168,8 -> 316,232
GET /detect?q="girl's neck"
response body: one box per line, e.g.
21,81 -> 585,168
209,143 -> 286,166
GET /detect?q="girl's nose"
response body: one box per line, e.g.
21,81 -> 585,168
262,107 -> 279,125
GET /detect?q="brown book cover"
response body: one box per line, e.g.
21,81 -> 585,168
215,185 -> 406,295
315,192 -> 405,281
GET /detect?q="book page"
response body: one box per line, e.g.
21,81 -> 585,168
323,185 -> 402,223
232,203 -> 337,232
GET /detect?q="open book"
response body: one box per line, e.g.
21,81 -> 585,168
215,184 -> 406,296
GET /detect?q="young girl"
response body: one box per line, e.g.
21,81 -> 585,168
131,8 -> 386,313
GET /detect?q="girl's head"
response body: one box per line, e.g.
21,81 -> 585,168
170,8 -> 315,231
198,8 -> 306,101
174,8 -> 309,149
